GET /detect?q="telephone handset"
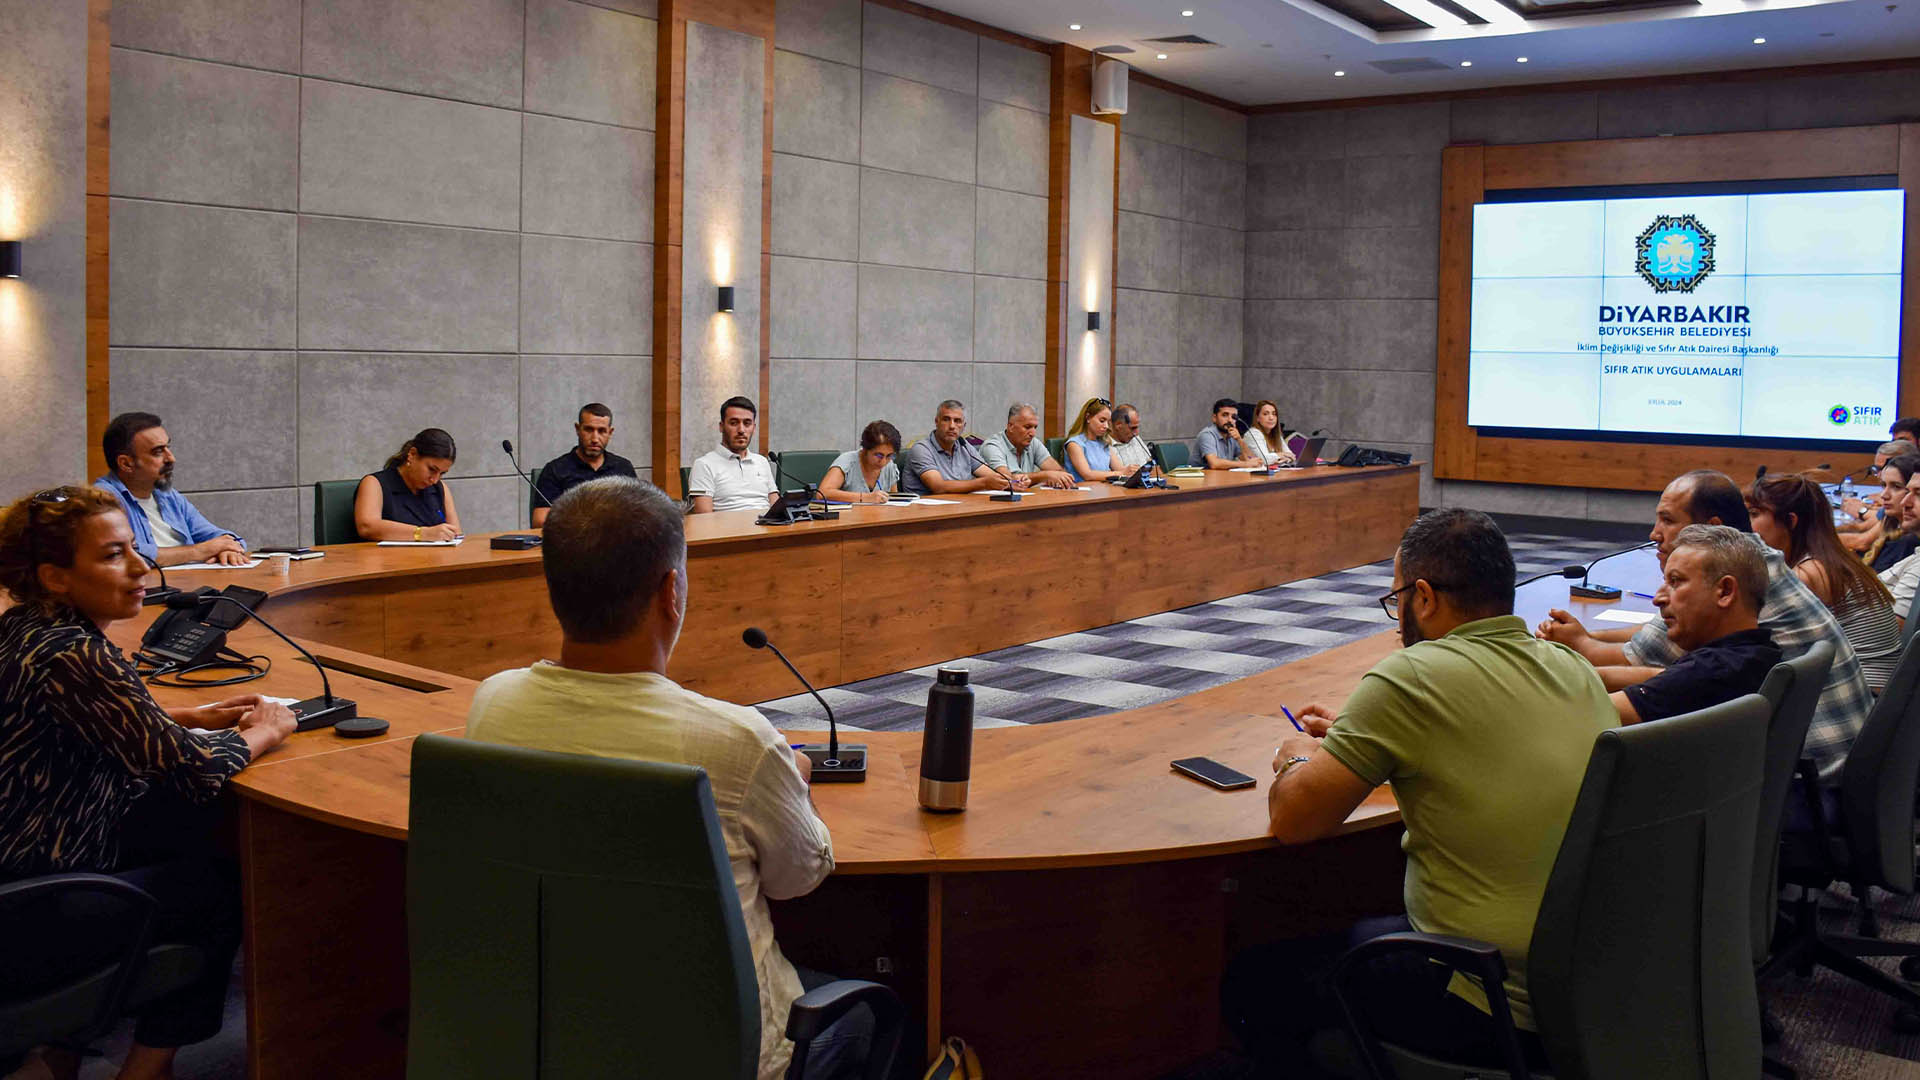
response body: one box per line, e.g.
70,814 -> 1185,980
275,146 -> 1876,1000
139,585 -> 267,670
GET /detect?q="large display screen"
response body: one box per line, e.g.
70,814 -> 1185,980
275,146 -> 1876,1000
1466,186 -> 1905,445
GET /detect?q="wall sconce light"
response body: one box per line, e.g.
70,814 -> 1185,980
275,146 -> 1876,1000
717,285 -> 735,313
0,241 -> 19,279
1086,310 -> 1101,332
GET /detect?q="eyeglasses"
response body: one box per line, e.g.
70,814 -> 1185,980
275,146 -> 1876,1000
1379,579 -> 1455,620
25,489 -> 71,570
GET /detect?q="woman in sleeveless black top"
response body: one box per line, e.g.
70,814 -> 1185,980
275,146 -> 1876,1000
353,428 -> 464,542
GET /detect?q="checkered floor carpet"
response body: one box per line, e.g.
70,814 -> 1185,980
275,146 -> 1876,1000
760,531 -> 1637,733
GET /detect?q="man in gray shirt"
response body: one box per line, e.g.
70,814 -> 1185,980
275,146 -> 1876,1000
981,403 -> 1075,489
902,400 -> 1009,496
1196,397 -> 1261,470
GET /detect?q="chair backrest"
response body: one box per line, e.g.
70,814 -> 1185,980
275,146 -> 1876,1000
774,450 -> 840,490
1044,436 -> 1066,464
1903,588 -> 1920,648
527,466 -> 542,516
312,479 -> 361,545
1151,441 -> 1191,471
407,734 -> 759,1079
1528,694 -> 1768,1080
0,873 -> 157,1056
1751,640 -> 1833,961
679,465 -> 691,499
1839,629 -> 1920,894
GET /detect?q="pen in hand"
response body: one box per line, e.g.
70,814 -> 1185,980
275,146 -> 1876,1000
1280,704 -> 1305,733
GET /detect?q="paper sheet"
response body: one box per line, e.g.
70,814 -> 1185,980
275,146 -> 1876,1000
377,538 -> 465,547
911,498 -> 959,505
165,559 -> 264,570
1596,609 -> 1658,625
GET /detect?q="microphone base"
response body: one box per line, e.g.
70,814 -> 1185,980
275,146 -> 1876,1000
292,696 -> 359,733
988,491 -> 1023,502
142,585 -> 181,607
1570,583 -> 1623,601
808,508 -> 841,520
489,534 -> 542,550
795,744 -> 867,783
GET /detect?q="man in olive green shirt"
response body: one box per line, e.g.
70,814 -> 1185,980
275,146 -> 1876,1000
1224,508 -> 1616,1075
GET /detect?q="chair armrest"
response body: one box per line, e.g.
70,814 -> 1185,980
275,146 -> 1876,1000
1329,931 -> 1532,1080
784,979 -> 906,1080
0,872 -> 160,1046
0,871 -> 156,910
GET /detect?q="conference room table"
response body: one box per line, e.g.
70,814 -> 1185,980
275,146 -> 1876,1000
112,466 -> 1669,1079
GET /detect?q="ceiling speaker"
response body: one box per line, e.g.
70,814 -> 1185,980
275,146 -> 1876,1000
1093,58 -> 1129,116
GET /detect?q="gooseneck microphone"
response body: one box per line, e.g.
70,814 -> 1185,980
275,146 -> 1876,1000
1570,541 -> 1658,601
173,592 -> 359,732
1517,565 -> 1587,588
140,550 -> 178,607
502,439 -> 551,508
743,627 -> 866,782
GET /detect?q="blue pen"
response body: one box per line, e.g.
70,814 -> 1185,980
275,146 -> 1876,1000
1631,590 -> 1657,600
1279,704 -> 1305,733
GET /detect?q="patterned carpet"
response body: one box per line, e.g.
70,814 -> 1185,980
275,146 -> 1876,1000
758,531 -> 1638,733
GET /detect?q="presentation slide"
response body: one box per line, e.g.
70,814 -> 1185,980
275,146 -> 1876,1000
1466,189 -> 1905,442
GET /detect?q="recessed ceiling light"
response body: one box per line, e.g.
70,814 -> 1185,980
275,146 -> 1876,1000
1753,35 -> 1766,42
1069,23 -> 1081,30
1334,69 -> 1346,76
1378,0 -> 1468,27
1156,52 -> 1169,58
1516,56 -> 1529,62
1460,59 -> 1473,66
1450,0 -> 1525,24
1182,8 -> 1195,14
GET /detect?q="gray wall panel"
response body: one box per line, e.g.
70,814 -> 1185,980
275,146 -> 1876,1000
1182,150 -> 1246,231
861,72 -> 977,184
971,361 -> 1044,422
774,51 -> 862,162
770,255 -> 858,359
857,265 -> 973,366
1114,288 -> 1180,369
973,187 -> 1046,279
110,200 -> 297,348
109,349 -> 298,490
522,235 -> 654,355
297,352 -> 520,486
973,276 -> 1046,366
522,115 -> 655,242
525,0 -> 657,129
518,355 -> 653,471
775,0 -> 863,66
770,358 -> 857,451
1119,134 -> 1183,219
772,153 -> 861,259
977,100 -> 1049,196
1177,294 -> 1242,369
180,487 -> 302,548
114,0 -> 302,72
861,1 -> 976,96
1123,83 -> 1183,146
299,79 -> 522,230
859,168 -> 976,272
1116,211 -> 1182,293
977,39 -> 1048,112
855,359 -> 966,444
1180,221 -> 1244,299
298,216 -> 519,352
1181,98 -> 1247,162
109,50 -> 299,211
301,0 -> 526,108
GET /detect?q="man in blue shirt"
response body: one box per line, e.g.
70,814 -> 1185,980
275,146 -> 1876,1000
93,411 -> 249,566
1195,398 -> 1261,470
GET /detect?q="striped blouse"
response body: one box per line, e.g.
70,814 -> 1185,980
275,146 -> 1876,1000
1833,584 -> 1903,694
0,603 -> 250,875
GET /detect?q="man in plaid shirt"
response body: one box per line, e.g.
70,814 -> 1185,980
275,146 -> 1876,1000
1538,469 -> 1867,786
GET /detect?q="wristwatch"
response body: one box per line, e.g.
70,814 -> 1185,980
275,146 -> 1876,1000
1278,755 -> 1313,778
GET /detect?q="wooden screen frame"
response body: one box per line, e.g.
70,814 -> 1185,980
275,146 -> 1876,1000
1434,123 -> 1920,491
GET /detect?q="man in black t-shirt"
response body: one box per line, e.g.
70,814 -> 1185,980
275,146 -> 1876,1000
1605,523 -> 1780,724
532,403 -> 638,527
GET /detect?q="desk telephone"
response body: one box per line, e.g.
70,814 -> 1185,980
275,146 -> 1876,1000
139,585 -> 268,670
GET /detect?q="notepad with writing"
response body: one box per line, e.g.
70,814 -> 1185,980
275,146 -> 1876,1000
1596,609 -> 1658,625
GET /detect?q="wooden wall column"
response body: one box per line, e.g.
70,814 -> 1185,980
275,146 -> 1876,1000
653,0 -> 775,496
85,0 -> 110,473
1043,45 -> 1119,436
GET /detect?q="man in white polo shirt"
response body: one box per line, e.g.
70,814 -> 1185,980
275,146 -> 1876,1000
688,396 -> 780,514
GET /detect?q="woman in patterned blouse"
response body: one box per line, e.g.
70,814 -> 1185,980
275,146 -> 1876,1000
0,486 -> 295,1080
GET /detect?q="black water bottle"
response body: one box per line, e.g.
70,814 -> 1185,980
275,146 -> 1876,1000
919,667 -> 974,812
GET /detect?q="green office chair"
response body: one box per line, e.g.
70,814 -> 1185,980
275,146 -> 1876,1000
680,466 -> 691,498
0,874 -> 206,1064
407,734 -> 904,1080
773,451 -> 840,490
1768,631 -> 1920,1024
1751,642 -> 1832,963
527,467 -> 544,518
1044,436 -> 1066,465
1903,588 -> 1920,648
312,479 -> 361,545
1329,694 -> 1770,1080
1151,442 -> 1191,471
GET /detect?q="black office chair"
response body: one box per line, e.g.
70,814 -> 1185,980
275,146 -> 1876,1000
1752,642 -> 1832,1077
1767,629 -> 1920,1028
0,873 -> 205,1064
406,734 -> 904,1080
1329,694 -> 1770,1080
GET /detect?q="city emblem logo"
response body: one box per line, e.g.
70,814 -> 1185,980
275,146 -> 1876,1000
1830,405 -> 1851,426
1635,214 -> 1716,294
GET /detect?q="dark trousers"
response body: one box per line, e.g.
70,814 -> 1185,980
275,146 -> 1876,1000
1222,915 -> 1550,1079
1,790 -> 241,1049
792,966 -> 877,1080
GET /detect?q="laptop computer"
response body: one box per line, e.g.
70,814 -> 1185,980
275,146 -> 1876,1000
1278,436 -> 1326,468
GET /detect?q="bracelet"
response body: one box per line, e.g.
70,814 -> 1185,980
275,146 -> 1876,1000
1278,755 -> 1313,778
413,525 -> 422,541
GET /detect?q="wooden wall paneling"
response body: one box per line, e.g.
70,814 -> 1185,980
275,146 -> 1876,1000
1481,125 -> 1900,191
1901,124 -> 1920,421
85,0 -> 110,471
251,582 -> 389,658
1433,146 -> 1481,481
1472,436 -> 1849,491
769,873 -> 934,1078
654,7 -> 688,495
1043,46 -> 1082,436
240,801 -> 408,1080
380,564 -> 560,681
674,533 -> 843,699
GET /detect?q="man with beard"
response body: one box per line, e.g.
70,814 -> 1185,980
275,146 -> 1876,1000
1222,509 -> 1613,1078
93,411 -> 250,566
532,402 -> 637,527
1537,469 -> 1868,788
688,396 -> 779,514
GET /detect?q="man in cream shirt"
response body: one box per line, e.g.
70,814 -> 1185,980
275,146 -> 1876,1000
688,396 -> 780,513
465,477 -> 866,1079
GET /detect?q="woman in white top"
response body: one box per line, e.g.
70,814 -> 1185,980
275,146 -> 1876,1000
1242,400 -> 1295,466
1108,403 -> 1152,472
816,420 -> 901,505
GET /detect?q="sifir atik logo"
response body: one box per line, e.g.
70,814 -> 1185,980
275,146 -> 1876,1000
1831,404 -> 1885,427
1830,405 -> 1852,426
